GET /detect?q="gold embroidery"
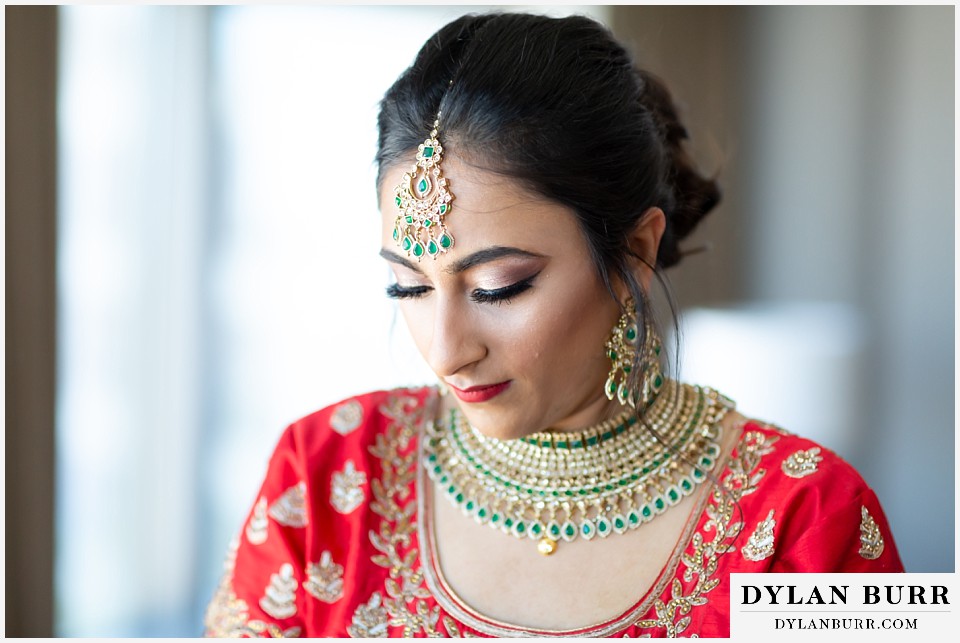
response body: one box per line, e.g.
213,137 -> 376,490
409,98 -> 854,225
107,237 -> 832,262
241,622 -> 302,638
246,497 -> 269,545
741,510 -> 776,562
331,460 -> 368,514
260,563 -> 299,620
367,392 -> 453,637
205,537 -> 249,636
441,616 -> 475,638
781,447 -> 823,478
347,591 -> 390,638
303,551 -> 344,604
859,506 -> 885,560
331,400 -> 364,436
634,430 -> 775,636
269,482 -> 308,528
728,431 -> 778,499
204,538 -> 302,638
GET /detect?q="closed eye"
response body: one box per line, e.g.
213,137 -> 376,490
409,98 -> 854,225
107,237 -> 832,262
470,272 -> 539,305
385,283 -> 431,300
385,271 -> 541,304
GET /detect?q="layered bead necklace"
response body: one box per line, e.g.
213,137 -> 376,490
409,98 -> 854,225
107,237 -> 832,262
423,379 -> 735,555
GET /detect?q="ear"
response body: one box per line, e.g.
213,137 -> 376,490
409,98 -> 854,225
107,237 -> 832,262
627,207 -> 666,292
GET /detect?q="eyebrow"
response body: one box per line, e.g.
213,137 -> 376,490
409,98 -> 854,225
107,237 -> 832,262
379,246 -> 545,274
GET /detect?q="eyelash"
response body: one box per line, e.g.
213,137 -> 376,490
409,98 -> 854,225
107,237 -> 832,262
385,274 -> 538,305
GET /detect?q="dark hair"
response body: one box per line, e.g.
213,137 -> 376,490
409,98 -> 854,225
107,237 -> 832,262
376,12 -> 719,402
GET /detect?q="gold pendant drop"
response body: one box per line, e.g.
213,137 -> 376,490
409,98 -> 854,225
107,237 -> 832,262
537,537 -> 558,556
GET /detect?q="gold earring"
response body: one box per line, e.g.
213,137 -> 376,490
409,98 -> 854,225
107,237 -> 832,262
604,301 -> 664,408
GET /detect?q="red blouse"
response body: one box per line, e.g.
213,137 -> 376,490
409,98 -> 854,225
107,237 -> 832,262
204,387 -> 903,638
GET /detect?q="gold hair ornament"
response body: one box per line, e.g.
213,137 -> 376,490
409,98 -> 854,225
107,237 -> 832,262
392,115 -> 455,259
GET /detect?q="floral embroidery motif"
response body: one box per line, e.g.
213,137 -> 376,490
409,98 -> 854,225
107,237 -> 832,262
741,510 -> 776,561
858,506 -> 885,560
303,551 -> 344,604
367,393 -> 453,637
781,447 -> 823,478
730,431 -> 778,499
260,563 -> 299,620
204,538 -> 302,638
331,400 -> 364,436
269,482 -> 308,528
347,591 -> 389,638
246,497 -> 269,545
331,460 -> 368,515
634,429 -> 775,636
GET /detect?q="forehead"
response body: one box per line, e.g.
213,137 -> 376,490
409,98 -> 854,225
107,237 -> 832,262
378,154 -> 584,255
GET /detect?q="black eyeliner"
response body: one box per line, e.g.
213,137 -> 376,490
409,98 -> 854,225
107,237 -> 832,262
470,271 -> 541,304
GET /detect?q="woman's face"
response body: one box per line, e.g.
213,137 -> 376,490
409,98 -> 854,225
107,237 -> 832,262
378,155 -> 624,440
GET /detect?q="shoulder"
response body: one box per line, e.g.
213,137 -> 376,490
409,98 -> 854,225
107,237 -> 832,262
253,386 -> 435,494
275,386 -> 436,458
729,418 -> 867,497
724,417 -> 903,572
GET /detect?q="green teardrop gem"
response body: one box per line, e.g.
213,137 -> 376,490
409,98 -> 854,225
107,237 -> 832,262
605,377 -> 617,398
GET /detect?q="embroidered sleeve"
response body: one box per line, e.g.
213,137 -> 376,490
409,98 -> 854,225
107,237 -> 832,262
765,460 -> 904,573
205,426 -> 310,638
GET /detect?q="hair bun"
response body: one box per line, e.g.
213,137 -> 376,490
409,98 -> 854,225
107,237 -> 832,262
637,70 -> 720,269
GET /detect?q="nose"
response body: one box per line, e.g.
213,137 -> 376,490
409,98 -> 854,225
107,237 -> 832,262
426,296 -> 486,378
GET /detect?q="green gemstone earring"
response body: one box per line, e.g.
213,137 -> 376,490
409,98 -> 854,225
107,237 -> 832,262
393,113 -> 455,260
603,300 -> 664,408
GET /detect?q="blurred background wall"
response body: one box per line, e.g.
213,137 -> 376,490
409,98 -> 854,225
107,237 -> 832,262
5,4 -> 953,637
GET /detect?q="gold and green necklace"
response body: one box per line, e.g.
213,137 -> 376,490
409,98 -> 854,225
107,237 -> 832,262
423,380 -> 734,555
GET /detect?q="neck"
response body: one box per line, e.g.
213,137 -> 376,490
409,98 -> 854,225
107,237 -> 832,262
544,394 -> 630,434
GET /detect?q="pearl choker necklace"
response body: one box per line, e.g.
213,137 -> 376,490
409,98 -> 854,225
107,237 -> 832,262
423,380 -> 734,555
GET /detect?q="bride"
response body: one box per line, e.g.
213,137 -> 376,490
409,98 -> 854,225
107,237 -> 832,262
205,12 -> 902,638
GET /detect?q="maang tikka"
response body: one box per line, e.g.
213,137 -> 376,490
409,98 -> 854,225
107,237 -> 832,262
604,300 -> 665,408
392,114 -> 455,260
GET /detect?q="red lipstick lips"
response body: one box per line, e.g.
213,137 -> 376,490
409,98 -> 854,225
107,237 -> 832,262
448,381 -> 511,403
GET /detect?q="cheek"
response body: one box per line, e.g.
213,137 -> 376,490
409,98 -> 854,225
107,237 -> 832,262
549,306 -> 608,365
397,300 -> 433,353
502,287 -> 614,375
